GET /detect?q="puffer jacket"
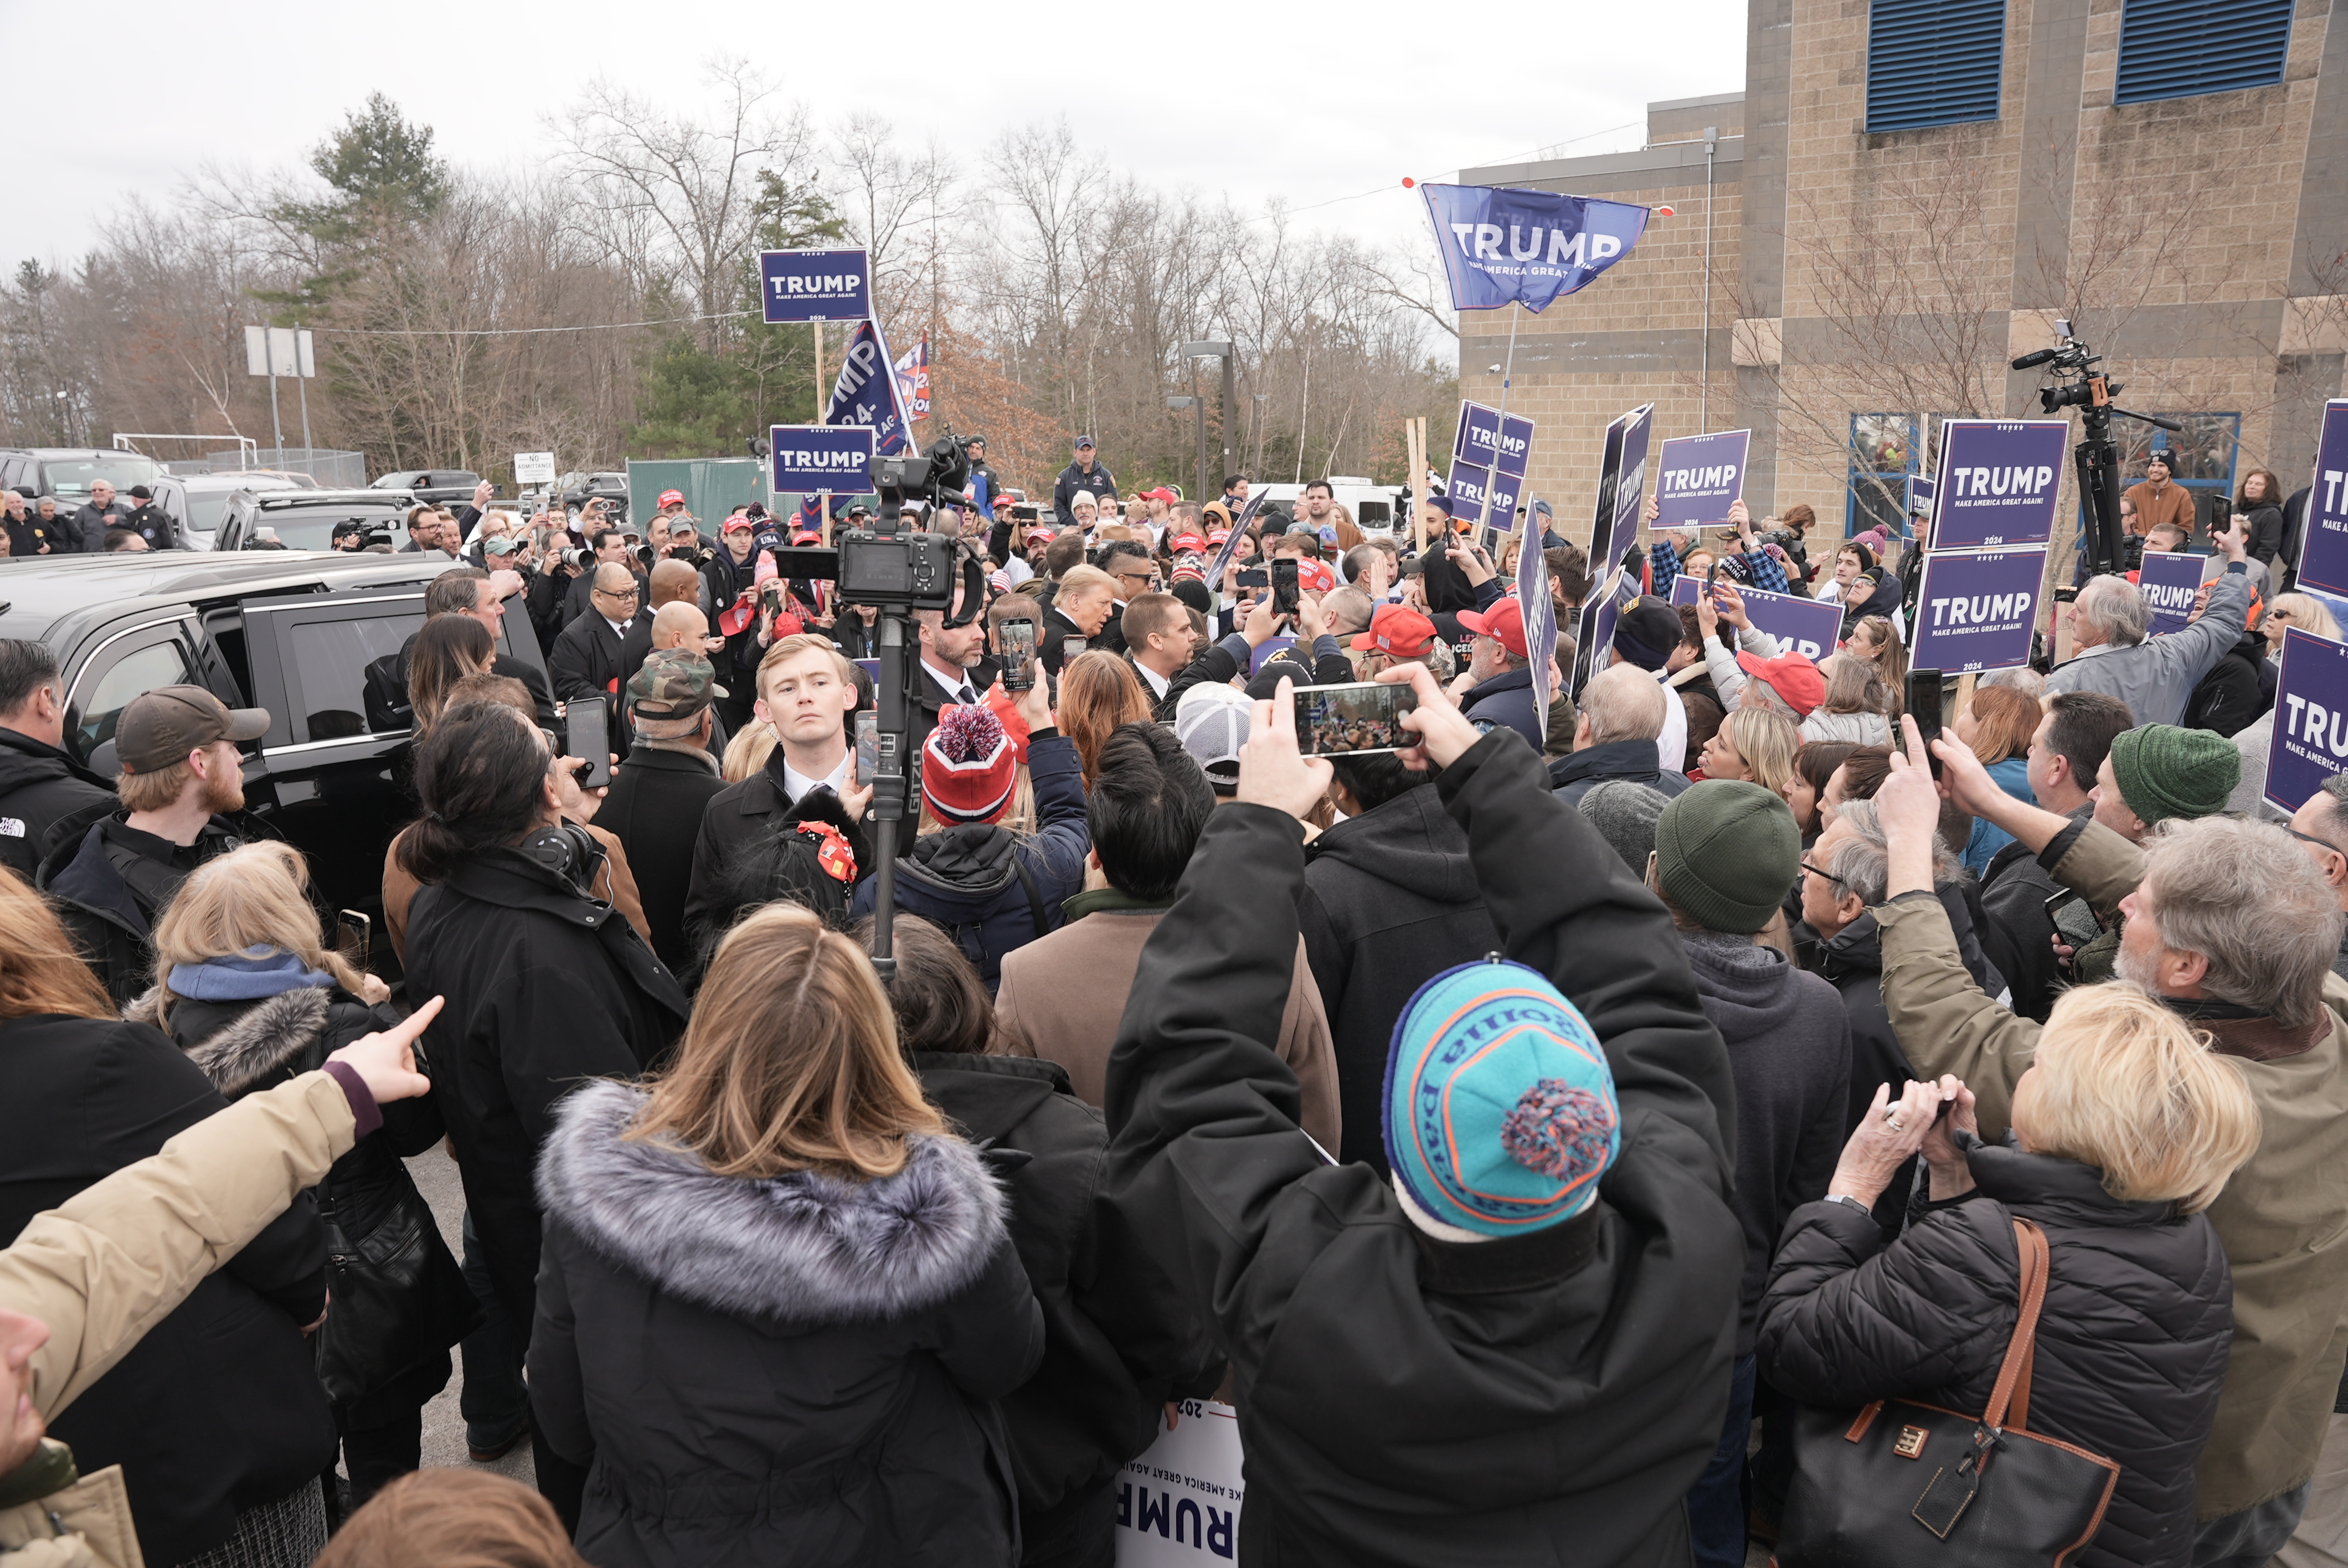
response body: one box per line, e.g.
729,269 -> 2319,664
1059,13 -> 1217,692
910,1051 -> 1220,1562
1873,816 -> 2348,1519
528,1081 -> 1044,1568
849,731 -> 1089,989
1759,1136 -> 2234,1568
0,1072 -> 365,1568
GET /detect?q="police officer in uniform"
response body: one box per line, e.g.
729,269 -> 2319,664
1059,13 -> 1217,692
121,486 -> 179,550
1052,436 -> 1118,530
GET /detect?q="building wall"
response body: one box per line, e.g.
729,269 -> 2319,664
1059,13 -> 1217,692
1462,0 -> 2347,571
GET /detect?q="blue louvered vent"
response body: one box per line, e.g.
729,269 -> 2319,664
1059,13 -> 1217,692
1867,0 -> 2007,133
1869,0 -> 2000,131
2115,0 -> 2294,104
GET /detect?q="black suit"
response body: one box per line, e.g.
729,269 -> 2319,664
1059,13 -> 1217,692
549,610 -> 654,703
597,742 -> 728,974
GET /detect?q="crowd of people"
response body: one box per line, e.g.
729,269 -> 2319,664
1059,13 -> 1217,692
0,435 -> 2344,1568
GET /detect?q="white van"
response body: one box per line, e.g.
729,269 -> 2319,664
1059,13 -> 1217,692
1244,477 -> 1408,535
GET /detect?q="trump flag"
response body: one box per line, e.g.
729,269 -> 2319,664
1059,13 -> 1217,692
1420,183 -> 1650,313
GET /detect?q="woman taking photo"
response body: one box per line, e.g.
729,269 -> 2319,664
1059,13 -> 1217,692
0,869 -> 339,1567
1759,986 -> 2258,1568
137,842 -> 471,1517
529,902 -> 1043,1568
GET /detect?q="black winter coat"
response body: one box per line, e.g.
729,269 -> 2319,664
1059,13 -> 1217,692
1548,739 -> 1695,807
683,751 -> 873,961
912,1051 -> 1221,1558
403,846 -> 688,1333
0,1017 -> 333,1565
1105,730 -> 1743,1567
2242,501 -> 2285,569
2182,629 -> 2269,737
36,812 -> 246,1005
1296,780 -> 1500,1172
141,982 -> 464,1417
0,726 -> 114,880
1758,1137 -> 2234,1568
548,607 -> 653,702
598,742 -> 728,976
529,1081 -> 1044,1568
1978,803 -> 2097,1022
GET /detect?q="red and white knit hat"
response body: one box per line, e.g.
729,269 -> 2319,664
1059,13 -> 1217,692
921,705 -> 1018,826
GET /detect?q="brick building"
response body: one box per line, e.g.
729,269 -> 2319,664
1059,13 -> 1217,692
1461,0 -> 2345,569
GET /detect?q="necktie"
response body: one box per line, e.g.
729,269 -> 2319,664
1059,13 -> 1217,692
956,684 -> 977,706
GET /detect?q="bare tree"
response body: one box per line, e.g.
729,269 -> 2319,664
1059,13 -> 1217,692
552,56 -> 810,352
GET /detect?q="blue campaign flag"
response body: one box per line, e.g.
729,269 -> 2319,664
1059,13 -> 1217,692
2267,626 -> 2348,811
770,425 -> 877,494
1928,419 -> 2071,549
2138,551 -> 2204,636
2294,400 -> 2348,598
1420,183 -> 1650,313
1516,524 -> 1559,735
824,320 -> 915,456
1911,547 -> 2047,673
1654,430 -> 1751,533
759,249 -> 872,323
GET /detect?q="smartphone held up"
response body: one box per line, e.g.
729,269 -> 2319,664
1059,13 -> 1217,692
1291,680 -> 1420,756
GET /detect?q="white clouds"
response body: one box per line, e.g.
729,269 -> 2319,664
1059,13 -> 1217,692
2,0 -> 1744,270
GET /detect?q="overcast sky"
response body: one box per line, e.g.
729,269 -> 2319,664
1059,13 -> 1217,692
3,0 -> 1747,296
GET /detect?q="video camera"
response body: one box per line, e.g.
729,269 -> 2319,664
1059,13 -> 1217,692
869,427 -> 977,511
2010,318 -> 2182,576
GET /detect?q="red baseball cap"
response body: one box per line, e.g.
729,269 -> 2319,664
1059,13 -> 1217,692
1456,597 -> 1529,658
1024,525 -> 1056,543
1170,532 -> 1208,555
1298,558 -> 1336,595
657,489 -> 686,509
1207,528 -> 1231,545
722,515 -> 756,534
1351,603 -> 1439,657
1145,487 -> 1177,503
1736,649 -> 1825,716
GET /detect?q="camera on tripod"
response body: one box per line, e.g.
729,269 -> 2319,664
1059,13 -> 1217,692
2010,318 -> 2183,576
869,428 -> 977,512
2011,319 -> 2122,413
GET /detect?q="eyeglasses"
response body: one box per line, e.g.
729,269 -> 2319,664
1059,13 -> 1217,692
2284,825 -> 2345,860
594,585 -> 640,601
1800,859 -> 1847,888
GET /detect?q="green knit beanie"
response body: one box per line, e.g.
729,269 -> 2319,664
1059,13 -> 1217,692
2107,724 -> 2240,826
1654,780 -> 1800,934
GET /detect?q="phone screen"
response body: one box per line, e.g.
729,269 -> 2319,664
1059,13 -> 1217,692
997,618 -> 1038,690
1292,681 -> 1421,756
1907,668 -> 1945,777
1272,558 -> 1300,614
336,910 -> 370,970
855,710 -> 877,781
565,695 -> 612,791
1062,636 -> 1088,667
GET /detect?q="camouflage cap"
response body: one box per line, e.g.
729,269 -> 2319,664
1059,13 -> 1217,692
626,648 -> 726,718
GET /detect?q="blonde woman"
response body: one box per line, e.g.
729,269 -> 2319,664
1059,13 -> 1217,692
137,842 -> 466,1514
1699,705 -> 1799,796
2260,591 -> 2340,663
1761,986 -> 2258,1568
1845,614 -> 1909,714
528,902 -> 1042,1567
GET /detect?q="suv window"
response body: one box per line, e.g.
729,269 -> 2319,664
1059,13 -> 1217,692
37,455 -> 162,500
286,612 -> 424,740
74,638 -> 197,757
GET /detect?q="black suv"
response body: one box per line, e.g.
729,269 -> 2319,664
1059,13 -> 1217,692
371,470 -> 484,506
0,448 -> 167,508
0,551 -> 554,974
216,489 -> 416,551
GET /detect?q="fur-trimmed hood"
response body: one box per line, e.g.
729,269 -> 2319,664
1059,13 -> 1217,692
127,984 -> 333,1097
538,1080 -> 1008,1325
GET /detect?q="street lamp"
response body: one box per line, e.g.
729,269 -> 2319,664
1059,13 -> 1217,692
1166,395 -> 1203,502
1181,340 -> 1238,503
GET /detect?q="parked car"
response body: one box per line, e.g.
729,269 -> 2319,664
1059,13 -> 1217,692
557,471 -> 630,524
152,470 -> 318,551
0,551 -> 552,976
0,448 -> 167,510
216,490 -> 416,552
370,469 -> 485,506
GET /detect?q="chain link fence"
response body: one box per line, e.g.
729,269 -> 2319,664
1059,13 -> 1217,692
192,448 -> 369,488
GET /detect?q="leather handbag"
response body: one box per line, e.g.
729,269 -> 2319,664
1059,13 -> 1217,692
313,1165 -> 482,1406
1775,1218 -> 2122,1567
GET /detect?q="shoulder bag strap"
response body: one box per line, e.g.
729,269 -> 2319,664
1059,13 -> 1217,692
1984,1217 -> 2050,1432
1012,855 -> 1051,941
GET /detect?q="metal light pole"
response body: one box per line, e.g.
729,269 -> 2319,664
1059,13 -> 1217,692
1181,341 -> 1238,493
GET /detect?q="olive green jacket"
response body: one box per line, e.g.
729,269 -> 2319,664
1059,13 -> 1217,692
0,1071 -> 361,1567
1873,817 -> 2348,1519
